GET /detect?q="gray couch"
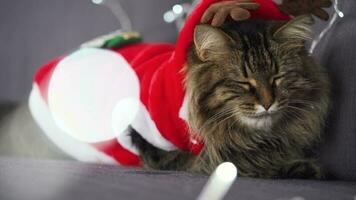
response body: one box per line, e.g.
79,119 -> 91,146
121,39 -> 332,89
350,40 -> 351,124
0,158 -> 355,200
314,1 -> 356,182
0,0 -> 356,200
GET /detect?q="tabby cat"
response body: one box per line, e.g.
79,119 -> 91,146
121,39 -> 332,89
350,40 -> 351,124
131,15 -> 330,179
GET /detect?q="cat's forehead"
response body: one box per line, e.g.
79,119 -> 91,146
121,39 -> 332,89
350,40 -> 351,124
231,34 -> 278,78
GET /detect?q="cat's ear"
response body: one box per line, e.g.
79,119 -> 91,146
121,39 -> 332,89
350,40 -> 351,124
194,24 -> 232,62
272,15 -> 314,42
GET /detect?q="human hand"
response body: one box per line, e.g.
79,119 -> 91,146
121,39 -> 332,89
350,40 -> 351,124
278,0 -> 333,21
201,0 -> 260,27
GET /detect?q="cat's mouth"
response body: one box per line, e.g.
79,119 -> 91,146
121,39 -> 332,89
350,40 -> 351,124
248,104 -> 280,118
243,109 -> 279,119
239,114 -> 273,129
238,110 -> 281,129
253,111 -> 278,118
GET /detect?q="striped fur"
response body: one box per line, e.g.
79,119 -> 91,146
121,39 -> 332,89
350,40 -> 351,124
132,16 -> 330,179
184,16 -> 330,178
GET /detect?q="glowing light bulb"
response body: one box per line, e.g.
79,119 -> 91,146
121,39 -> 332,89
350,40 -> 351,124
197,162 -> 238,200
172,4 -> 183,14
215,162 -> 238,183
338,11 -> 344,18
92,0 -> 104,5
163,12 -> 176,23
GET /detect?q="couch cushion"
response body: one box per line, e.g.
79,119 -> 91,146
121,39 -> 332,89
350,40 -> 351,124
0,102 -> 17,122
313,0 -> 356,181
0,158 -> 355,200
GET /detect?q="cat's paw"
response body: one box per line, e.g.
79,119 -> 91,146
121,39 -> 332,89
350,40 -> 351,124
281,160 -> 323,179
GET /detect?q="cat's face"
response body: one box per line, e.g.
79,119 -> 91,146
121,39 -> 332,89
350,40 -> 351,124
191,16 -> 321,129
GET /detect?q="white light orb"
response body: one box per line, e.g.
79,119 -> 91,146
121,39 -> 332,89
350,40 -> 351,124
48,48 -> 140,143
172,4 -> 183,14
163,12 -> 176,23
339,12 -> 344,18
197,162 -> 238,200
92,0 -> 104,5
215,162 -> 238,183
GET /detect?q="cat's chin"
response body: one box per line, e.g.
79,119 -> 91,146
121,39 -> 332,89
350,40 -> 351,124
239,115 -> 274,130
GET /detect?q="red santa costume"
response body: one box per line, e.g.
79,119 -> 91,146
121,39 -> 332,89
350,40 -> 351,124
29,0 -> 290,166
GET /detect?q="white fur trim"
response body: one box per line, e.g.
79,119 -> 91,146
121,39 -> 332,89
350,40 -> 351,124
179,94 -> 189,122
116,129 -> 139,155
113,98 -> 140,155
130,102 -> 177,151
29,84 -> 117,164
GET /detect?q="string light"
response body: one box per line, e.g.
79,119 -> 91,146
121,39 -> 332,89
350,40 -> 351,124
163,3 -> 196,30
91,0 -> 104,5
309,0 -> 344,53
197,162 -> 238,200
172,4 -> 183,14
163,12 -> 176,23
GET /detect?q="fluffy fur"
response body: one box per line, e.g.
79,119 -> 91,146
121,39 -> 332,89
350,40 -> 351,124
132,15 -> 330,179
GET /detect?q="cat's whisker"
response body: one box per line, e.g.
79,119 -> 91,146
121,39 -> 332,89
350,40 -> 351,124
289,101 -> 317,106
288,103 -> 317,109
202,106 -> 244,132
284,109 -> 305,120
199,116 -> 234,138
284,105 -> 314,117
288,86 -> 325,90
208,108 -> 237,121
289,99 -> 316,103
197,107 -> 239,134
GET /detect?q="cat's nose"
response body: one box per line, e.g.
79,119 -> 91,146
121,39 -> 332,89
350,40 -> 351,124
258,87 -> 274,111
262,101 -> 273,111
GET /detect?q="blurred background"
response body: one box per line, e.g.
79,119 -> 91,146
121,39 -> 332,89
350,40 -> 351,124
1,1 -> 356,200
0,0 -> 346,103
0,0 -> 190,103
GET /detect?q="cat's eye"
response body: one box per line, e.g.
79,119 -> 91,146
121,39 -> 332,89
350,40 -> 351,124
237,81 -> 252,90
271,75 -> 284,86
